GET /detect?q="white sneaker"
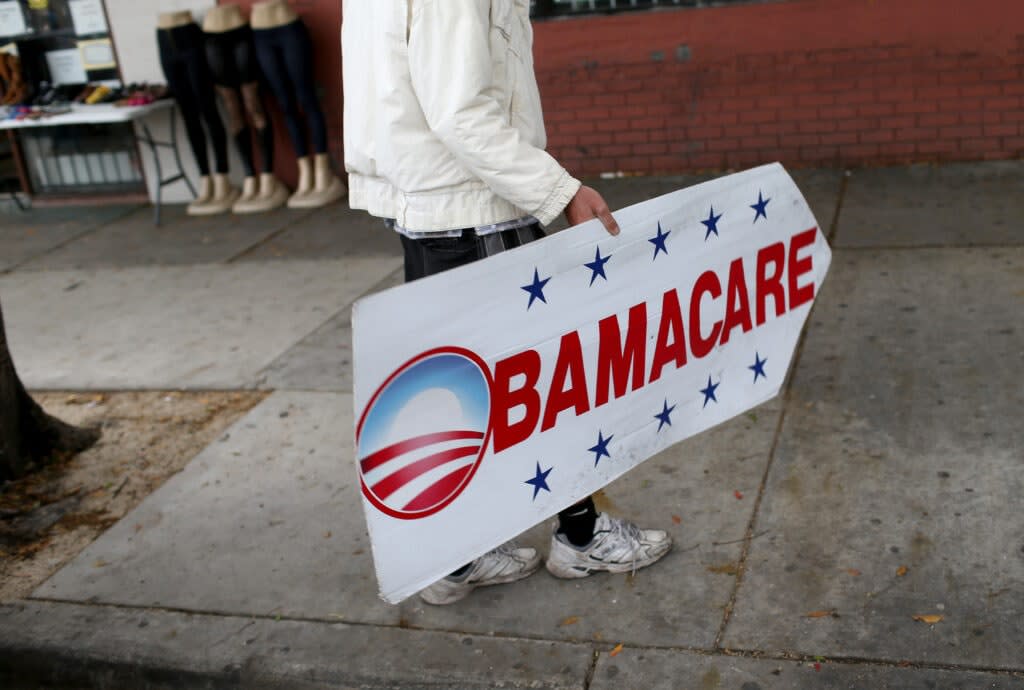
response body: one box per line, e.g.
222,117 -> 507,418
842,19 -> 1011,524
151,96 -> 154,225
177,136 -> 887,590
546,512 -> 672,579
418,542 -> 541,605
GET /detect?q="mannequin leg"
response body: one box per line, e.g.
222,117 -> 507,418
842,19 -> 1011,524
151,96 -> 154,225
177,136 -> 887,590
289,155 -> 313,207
157,27 -> 213,208
199,30 -> 255,215
274,22 -> 344,208
253,28 -> 312,206
185,30 -> 229,176
233,81 -> 289,213
279,22 -> 328,155
287,152 -> 345,208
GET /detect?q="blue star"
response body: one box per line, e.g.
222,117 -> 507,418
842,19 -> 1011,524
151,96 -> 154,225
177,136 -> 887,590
751,191 -> 770,222
654,399 -> 676,432
648,222 -> 670,259
584,247 -> 611,286
700,376 -> 720,408
701,206 -> 722,241
521,268 -> 550,310
588,430 -> 614,467
749,352 -> 768,382
525,462 -> 552,500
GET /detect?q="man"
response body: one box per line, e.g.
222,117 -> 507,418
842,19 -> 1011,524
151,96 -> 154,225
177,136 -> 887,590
342,0 -> 671,605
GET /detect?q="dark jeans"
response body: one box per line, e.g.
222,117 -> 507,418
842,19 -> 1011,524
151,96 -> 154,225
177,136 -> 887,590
157,23 -> 229,176
400,223 -> 545,282
398,223 -> 597,543
252,20 -> 328,157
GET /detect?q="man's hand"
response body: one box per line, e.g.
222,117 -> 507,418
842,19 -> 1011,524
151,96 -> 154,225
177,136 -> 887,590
565,185 -> 620,236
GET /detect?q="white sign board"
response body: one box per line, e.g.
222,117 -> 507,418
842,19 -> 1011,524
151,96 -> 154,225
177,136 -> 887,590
0,2 -> 27,38
69,0 -> 108,35
45,48 -> 88,85
353,163 -> 832,603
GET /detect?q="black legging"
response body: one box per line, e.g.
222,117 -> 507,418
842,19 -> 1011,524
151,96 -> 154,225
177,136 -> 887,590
205,25 -> 274,177
252,20 -> 328,157
157,23 -> 229,176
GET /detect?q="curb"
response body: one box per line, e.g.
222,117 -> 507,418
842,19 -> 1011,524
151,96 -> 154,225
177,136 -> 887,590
0,600 -> 592,689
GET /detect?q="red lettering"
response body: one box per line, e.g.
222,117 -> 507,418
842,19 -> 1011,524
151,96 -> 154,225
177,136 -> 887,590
649,289 -> 686,383
720,258 -> 753,345
595,303 -> 648,407
689,271 -> 722,359
541,332 -> 590,431
755,242 -> 786,325
491,350 -> 541,453
788,228 -> 817,310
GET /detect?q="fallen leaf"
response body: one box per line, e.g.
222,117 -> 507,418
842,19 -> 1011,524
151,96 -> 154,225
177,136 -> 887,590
846,568 -> 862,577
592,632 -> 603,641
609,643 -> 624,657
671,514 -> 682,524
559,616 -> 580,627
896,566 -> 908,577
913,614 -> 943,624
93,558 -> 109,568
708,563 -> 739,576
805,609 -> 838,619
734,490 -> 744,500
323,531 -> 332,538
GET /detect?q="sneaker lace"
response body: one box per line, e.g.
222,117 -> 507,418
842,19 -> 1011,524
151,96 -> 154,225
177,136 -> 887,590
607,517 -> 644,576
492,542 -> 519,558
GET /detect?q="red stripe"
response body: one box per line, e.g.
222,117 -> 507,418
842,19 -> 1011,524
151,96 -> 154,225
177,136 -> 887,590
402,465 -> 474,513
360,430 -> 484,473
370,445 -> 480,500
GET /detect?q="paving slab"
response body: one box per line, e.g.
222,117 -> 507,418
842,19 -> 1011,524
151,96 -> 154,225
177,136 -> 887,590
0,258 -> 400,389
37,392 -> 398,626
403,402 -> 783,649
255,267 -> 404,392
14,204 -> 315,271
38,381 -> 782,648
0,600 -> 593,689
237,202 -> 404,262
835,161 -> 1024,248
0,204 -> 139,273
723,247 -> 1024,669
589,648 -> 1024,689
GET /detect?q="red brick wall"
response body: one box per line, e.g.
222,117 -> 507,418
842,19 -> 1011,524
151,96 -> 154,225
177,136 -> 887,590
534,0 -> 1024,175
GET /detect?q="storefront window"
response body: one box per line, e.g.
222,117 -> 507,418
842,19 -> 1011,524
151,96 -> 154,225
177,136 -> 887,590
532,0 -> 755,17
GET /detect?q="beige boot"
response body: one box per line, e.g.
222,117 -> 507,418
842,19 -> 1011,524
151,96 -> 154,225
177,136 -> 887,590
288,153 -> 346,208
287,156 -> 314,208
186,175 -> 213,214
231,176 -> 259,213
189,173 -> 238,215
235,173 -> 289,213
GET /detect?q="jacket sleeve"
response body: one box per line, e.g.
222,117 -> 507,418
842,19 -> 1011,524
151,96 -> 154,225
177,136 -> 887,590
407,0 -> 581,227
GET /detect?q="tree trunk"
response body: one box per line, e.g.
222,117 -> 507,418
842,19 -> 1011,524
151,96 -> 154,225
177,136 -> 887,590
0,299 -> 99,481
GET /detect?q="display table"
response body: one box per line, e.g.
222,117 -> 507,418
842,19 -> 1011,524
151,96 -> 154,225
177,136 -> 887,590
0,100 -> 194,225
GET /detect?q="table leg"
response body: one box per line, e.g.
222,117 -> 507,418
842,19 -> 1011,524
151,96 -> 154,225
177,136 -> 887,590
140,121 -> 164,226
169,108 -> 196,197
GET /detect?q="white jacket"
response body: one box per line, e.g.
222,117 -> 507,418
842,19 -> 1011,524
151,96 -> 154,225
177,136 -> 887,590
341,0 -> 581,231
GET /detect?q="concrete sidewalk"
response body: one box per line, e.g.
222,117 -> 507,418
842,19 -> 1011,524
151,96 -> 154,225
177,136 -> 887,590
1,161 -> 1023,688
